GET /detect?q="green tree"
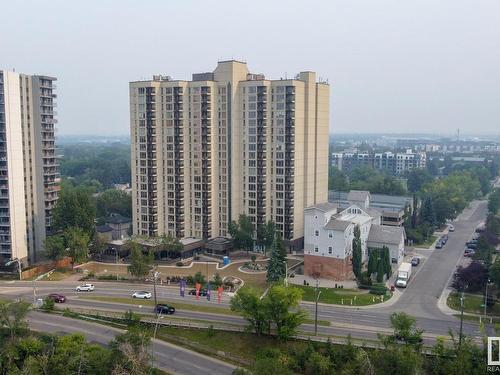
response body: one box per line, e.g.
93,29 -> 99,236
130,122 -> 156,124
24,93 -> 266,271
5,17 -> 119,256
329,167 -> 349,191
212,273 -> 223,288
52,185 -> 96,237
228,214 -> 255,252
407,169 -> 433,193
230,287 -> 268,335
110,327 -> 152,375
420,195 -> 437,227
262,284 -> 306,340
95,188 -> 132,219
0,300 -> 30,340
376,260 -> 384,283
64,227 -> 90,268
267,234 -> 286,283
44,235 -> 66,261
488,188 -> 500,214
305,351 -> 332,375
193,271 -> 206,286
127,242 -> 152,279
385,312 -> 423,349
352,225 -> 362,278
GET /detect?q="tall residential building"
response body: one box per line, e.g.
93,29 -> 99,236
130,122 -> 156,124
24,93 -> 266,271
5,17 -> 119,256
0,71 -> 60,265
130,60 -> 329,250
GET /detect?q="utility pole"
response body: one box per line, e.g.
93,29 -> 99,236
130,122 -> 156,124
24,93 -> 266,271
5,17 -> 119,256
459,290 -> 465,349
484,278 -> 490,321
314,279 -> 322,336
153,270 -> 158,315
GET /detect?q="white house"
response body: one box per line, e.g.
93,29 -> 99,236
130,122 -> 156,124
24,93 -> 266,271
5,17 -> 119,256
304,192 -> 406,281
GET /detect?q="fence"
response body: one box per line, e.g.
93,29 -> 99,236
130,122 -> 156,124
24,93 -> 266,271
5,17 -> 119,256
21,257 -> 72,279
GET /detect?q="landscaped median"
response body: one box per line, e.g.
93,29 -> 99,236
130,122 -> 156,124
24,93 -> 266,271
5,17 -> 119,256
296,285 -> 391,306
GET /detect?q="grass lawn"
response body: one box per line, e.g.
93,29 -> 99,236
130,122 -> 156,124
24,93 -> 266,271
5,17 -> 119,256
448,292 -> 500,316
79,296 -> 238,316
155,326 -> 309,362
415,235 -> 438,248
296,285 -> 389,306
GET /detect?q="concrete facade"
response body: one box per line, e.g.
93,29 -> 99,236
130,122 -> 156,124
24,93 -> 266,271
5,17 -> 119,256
130,61 -> 329,250
0,71 -> 59,265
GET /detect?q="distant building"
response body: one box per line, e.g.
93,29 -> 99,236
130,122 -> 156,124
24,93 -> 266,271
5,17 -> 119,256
0,71 -> 60,265
304,195 -> 405,281
330,149 -> 426,175
329,190 -> 412,227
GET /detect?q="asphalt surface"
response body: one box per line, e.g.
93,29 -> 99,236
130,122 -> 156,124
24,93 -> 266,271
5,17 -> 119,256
0,199 -> 489,355
27,310 -> 235,375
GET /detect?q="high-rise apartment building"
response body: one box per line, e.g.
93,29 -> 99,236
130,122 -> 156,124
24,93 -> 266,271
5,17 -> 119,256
0,70 -> 60,265
130,61 -> 329,250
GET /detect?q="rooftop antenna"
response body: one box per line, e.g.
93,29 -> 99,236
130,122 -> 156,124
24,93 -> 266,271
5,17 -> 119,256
457,128 -> 460,142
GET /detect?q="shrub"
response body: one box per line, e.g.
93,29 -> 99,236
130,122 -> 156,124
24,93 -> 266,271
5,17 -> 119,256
176,261 -> 184,267
369,284 -> 387,295
41,297 -> 55,311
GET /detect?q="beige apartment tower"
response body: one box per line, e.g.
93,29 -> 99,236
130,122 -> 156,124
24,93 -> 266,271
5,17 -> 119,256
130,61 -> 329,250
0,71 -> 60,265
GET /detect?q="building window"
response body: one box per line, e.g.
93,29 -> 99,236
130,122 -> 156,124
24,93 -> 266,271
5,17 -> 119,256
328,247 -> 333,254
329,232 -> 333,238
314,245 -> 319,253
314,230 -> 319,237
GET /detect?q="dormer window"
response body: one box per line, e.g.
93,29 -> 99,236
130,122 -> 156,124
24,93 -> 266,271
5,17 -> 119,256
314,230 -> 319,237
329,232 -> 333,238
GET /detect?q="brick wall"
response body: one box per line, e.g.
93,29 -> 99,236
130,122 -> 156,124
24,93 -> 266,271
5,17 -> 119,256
304,254 -> 354,281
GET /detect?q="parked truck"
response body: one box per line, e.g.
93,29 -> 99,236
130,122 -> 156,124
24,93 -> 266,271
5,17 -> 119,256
396,262 -> 412,288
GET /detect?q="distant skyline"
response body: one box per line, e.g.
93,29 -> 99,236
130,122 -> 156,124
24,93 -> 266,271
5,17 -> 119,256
1,0 -> 499,135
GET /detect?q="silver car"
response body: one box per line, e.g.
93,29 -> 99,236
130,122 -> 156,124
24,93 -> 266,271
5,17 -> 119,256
132,291 -> 152,299
76,283 -> 95,292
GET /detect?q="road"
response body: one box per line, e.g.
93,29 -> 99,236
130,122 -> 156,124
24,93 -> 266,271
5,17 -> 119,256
0,200 -> 489,348
27,310 -> 235,375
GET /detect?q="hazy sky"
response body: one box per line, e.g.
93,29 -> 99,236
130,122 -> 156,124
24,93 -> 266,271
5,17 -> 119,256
1,0 -> 499,136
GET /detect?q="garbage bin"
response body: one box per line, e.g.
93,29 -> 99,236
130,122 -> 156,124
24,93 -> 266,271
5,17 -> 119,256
223,256 -> 230,266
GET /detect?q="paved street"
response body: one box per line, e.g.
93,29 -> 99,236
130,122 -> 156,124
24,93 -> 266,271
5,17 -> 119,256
0,200 -> 489,350
27,311 -> 235,375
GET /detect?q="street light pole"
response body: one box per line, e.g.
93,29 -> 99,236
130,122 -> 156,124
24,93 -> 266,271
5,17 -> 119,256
153,270 -> 158,315
459,290 -> 465,349
314,279 -> 321,336
484,278 -> 490,321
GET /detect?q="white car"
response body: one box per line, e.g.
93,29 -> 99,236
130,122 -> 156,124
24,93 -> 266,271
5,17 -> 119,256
448,224 -> 455,232
132,291 -> 152,299
76,283 -> 95,292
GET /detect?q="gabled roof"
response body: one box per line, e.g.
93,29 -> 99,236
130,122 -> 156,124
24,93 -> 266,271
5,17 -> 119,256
305,202 -> 338,213
347,190 -> 371,202
324,218 -> 352,231
106,214 -> 132,224
368,225 -> 405,245
96,225 -> 113,233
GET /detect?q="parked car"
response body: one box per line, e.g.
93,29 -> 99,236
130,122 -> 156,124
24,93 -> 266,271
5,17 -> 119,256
464,249 -> 475,257
48,293 -> 66,303
155,304 -> 175,315
435,241 -> 443,249
441,235 -> 448,244
476,226 -> 485,233
75,283 -> 95,292
188,288 -> 208,296
466,243 -> 477,250
466,240 -> 477,247
448,224 -> 455,232
411,257 -> 420,266
132,291 -> 152,299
